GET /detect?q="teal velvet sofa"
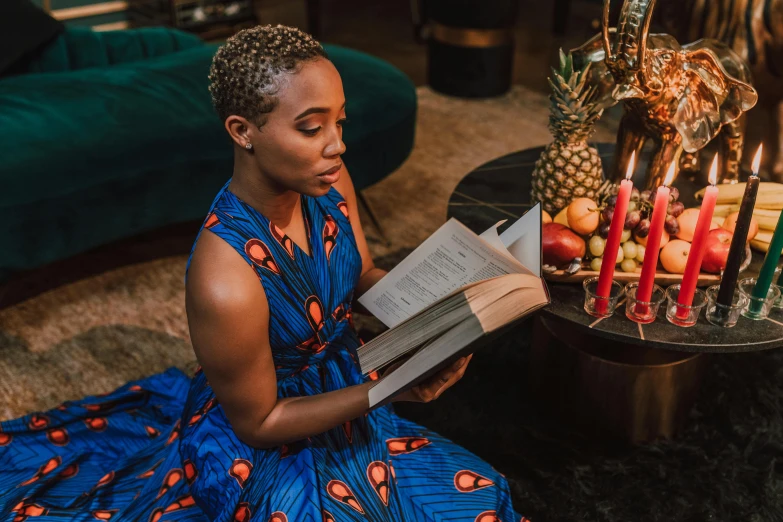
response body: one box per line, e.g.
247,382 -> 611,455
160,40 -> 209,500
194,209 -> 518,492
0,27 -> 416,282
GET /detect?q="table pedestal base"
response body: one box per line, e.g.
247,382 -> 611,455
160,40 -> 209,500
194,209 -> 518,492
529,315 -> 708,444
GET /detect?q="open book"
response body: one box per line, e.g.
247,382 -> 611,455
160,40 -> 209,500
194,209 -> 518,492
357,203 -> 550,408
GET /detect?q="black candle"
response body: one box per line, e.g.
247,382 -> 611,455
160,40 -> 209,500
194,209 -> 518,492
716,147 -> 763,311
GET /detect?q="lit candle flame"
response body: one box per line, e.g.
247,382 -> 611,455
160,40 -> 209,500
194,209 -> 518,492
708,154 -> 718,186
663,161 -> 676,187
751,143 -> 763,176
625,151 -> 636,180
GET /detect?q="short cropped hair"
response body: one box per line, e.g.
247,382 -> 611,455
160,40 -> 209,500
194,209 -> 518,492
208,24 -> 328,124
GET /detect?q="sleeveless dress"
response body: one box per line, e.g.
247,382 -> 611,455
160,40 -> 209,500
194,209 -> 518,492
0,179 -> 526,522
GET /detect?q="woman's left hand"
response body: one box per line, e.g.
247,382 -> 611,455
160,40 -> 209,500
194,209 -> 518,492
390,354 -> 473,404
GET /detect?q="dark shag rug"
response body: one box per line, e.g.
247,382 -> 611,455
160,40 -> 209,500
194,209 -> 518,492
369,250 -> 783,522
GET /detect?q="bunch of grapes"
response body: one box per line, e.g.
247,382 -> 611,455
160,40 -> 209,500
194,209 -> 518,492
587,185 -> 684,273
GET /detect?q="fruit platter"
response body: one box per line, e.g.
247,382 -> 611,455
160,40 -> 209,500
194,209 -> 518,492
539,181 -> 773,286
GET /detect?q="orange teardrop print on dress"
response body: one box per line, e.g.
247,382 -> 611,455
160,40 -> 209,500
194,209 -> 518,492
148,495 -> 196,522
269,512 -> 288,522
342,420 -> 352,443
58,464 -> 79,479
233,502 -> 251,522
28,414 -> 49,430
366,461 -> 390,505
96,471 -> 115,488
305,295 -> 325,333
156,468 -> 183,499
326,480 -> 364,514
322,510 -> 336,522
296,335 -> 325,354
205,212 -> 219,229
323,216 -> 339,261
137,459 -> 163,479
388,460 -> 396,482
386,437 -> 432,455
280,444 -> 291,459
85,417 -> 108,432
13,502 -> 48,520
332,303 -> 346,322
46,427 -> 69,446
269,223 -> 296,260
337,201 -> 349,220
454,470 -> 495,492
475,511 -> 501,522
183,459 -> 197,484
145,426 -> 160,438
229,458 -> 253,488
92,509 -> 118,520
166,420 -> 180,445
0,431 -> 12,446
18,456 -> 61,487
245,239 -> 281,276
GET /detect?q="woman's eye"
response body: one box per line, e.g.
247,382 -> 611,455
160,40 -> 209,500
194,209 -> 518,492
300,127 -> 321,136
337,118 -> 349,126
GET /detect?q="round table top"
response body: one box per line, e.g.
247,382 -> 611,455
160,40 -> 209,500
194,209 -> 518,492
447,144 -> 783,353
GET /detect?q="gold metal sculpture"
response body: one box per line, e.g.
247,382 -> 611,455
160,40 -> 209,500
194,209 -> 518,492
657,0 -> 783,180
573,0 -> 759,189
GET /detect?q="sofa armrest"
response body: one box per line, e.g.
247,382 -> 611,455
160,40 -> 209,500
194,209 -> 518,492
21,26 -> 204,74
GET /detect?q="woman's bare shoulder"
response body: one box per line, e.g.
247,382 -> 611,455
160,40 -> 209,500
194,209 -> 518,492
186,229 -> 267,316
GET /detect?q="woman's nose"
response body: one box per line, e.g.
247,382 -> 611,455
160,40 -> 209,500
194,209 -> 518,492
324,129 -> 346,158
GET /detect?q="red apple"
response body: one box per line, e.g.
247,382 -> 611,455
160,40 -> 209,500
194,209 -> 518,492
702,228 -> 733,274
542,223 -> 586,268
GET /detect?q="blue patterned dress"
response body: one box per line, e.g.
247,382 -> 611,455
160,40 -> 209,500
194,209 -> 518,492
0,179 -> 525,522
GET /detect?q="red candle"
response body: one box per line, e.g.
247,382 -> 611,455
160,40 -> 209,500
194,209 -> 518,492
676,155 -> 719,318
596,152 -> 635,313
636,161 -> 677,309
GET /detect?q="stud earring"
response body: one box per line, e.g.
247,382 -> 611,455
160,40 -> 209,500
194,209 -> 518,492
245,142 -> 253,150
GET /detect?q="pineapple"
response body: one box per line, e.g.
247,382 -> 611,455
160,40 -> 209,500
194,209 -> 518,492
531,49 -> 604,215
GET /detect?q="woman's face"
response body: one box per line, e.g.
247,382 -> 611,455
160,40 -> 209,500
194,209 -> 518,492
247,57 -> 347,197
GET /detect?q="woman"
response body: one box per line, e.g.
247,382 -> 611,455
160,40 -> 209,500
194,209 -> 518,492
0,25 -> 524,522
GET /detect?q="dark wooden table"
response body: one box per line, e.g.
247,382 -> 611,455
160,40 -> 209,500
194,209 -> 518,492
448,144 -> 783,443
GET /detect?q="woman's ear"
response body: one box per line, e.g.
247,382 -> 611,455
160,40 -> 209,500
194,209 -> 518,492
225,115 -> 254,149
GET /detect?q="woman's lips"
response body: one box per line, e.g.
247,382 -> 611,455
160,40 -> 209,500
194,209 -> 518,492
317,164 -> 342,183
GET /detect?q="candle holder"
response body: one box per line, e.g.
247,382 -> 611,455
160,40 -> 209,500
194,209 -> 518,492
624,282 -> 665,324
773,266 -> 783,310
583,277 -> 623,318
665,284 -> 707,327
705,284 -> 748,328
739,277 -> 781,320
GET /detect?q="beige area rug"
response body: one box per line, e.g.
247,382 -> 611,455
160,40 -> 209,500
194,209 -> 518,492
0,86 -> 616,421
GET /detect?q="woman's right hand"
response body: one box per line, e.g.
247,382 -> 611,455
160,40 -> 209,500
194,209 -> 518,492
390,354 -> 473,404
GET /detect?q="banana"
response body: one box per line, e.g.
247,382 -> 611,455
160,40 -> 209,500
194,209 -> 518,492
754,193 -> 783,210
695,182 -> 783,204
755,230 -> 774,243
754,211 -> 782,231
712,204 -> 735,217
751,239 -> 770,252
750,237 -> 783,254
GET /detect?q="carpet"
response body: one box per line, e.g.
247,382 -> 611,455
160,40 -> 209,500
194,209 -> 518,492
2,86 -> 781,521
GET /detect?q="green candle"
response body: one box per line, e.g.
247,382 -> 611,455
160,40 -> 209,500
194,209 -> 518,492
752,210 -> 783,311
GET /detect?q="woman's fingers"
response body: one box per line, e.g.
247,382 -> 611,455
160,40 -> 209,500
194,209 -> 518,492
420,354 -> 473,402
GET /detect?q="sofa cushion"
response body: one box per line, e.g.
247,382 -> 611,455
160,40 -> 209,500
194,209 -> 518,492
20,27 -> 204,74
0,43 -> 227,211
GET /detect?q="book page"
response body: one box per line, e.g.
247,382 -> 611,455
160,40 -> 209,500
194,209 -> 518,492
358,218 -> 529,328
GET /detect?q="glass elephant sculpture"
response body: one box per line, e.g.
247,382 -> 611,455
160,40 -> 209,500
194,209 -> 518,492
573,0 -> 758,188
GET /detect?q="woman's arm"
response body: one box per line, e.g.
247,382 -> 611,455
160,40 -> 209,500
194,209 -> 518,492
186,230 -> 374,449
331,166 -> 388,313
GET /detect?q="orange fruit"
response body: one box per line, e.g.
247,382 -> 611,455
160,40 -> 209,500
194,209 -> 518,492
566,198 -> 599,235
